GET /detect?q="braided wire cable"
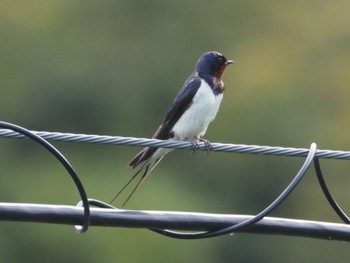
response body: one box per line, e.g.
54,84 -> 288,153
0,129 -> 349,159
1,123 -> 350,240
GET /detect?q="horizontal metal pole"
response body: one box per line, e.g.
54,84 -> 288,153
0,202 -> 349,241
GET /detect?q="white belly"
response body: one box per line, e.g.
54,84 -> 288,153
171,80 -> 223,140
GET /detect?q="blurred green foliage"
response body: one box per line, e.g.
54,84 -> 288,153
1,1 -> 350,262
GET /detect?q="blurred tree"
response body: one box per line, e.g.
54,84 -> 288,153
1,1 -> 350,262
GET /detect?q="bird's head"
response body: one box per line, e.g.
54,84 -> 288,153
195,51 -> 234,77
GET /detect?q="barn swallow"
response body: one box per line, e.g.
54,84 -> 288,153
112,51 -> 234,205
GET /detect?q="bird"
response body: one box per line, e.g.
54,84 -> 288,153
112,51 -> 234,206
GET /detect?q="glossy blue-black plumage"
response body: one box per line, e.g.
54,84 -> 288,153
129,51 -> 231,168
113,51 -> 233,206
129,74 -> 201,167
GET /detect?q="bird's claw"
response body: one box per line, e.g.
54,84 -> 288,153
190,138 -> 212,155
198,138 -> 213,155
190,140 -> 200,154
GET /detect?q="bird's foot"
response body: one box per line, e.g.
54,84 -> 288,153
190,139 -> 200,154
198,138 -> 213,155
190,137 -> 212,155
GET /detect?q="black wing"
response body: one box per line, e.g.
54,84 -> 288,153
154,73 -> 202,139
129,73 -> 202,168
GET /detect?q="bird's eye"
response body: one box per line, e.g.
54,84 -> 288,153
218,56 -> 224,63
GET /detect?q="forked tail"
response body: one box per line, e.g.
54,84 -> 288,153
111,157 -> 163,206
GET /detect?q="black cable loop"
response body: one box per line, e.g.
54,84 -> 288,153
147,143 -> 317,239
2,123 -> 350,240
0,121 -> 90,233
314,158 -> 350,224
87,143 -> 317,239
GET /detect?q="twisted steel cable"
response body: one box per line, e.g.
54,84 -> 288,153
1,123 -> 350,241
0,129 -> 349,159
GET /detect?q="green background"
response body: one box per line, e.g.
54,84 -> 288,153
1,1 -> 350,262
